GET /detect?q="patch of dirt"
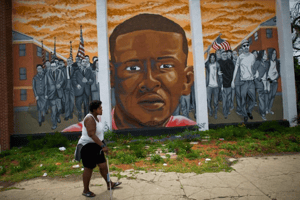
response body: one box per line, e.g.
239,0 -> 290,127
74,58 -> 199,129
134,160 -> 148,168
11,160 -> 19,166
183,158 -> 200,166
113,164 -> 133,171
0,181 -> 16,190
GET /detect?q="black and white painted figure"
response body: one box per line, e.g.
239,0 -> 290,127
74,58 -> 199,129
215,49 -> 223,103
231,39 -> 256,123
230,50 -> 238,111
253,50 -> 268,121
219,49 -> 235,119
265,48 -> 280,115
91,59 -> 100,101
58,59 -> 66,114
32,64 -> 46,126
72,58 -> 94,121
62,58 -> 76,121
45,61 -> 64,130
205,53 -> 222,119
43,60 -> 51,114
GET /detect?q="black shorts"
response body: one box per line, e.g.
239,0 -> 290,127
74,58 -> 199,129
81,143 -> 106,169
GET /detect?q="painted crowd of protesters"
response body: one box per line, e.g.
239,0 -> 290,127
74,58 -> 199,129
205,39 -> 280,123
32,55 -> 100,130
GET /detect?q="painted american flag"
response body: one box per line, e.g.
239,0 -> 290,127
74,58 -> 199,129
77,25 -> 85,59
212,36 -> 231,51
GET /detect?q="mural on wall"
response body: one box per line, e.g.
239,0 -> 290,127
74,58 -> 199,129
12,0 -> 199,133
12,0 -> 286,134
290,0 -> 300,58
12,0 -> 99,133
107,0 -> 197,130
200,0 -> 283,124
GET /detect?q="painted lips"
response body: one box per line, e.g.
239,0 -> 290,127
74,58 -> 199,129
138,94 -> 165,110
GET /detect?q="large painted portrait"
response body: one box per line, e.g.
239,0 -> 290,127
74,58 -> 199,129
107,0 -> 197,130
200,0 -> 283,124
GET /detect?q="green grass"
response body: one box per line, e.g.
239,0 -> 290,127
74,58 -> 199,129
0,122 -> 299,183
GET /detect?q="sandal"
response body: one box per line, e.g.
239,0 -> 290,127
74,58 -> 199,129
82,191 -> 96,197
107,181 -> 122,190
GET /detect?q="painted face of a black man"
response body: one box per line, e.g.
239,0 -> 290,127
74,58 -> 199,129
111,30 -> 193,127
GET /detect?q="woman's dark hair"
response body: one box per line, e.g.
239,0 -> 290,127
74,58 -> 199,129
208,53 -> 216,63
89,100 -> 102,112
257,50 -> 265,61
92,59 -> 98,71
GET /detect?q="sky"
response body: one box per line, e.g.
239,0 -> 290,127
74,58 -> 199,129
12,0 -> 276,65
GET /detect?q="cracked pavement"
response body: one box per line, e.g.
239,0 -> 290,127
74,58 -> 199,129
0,154 -> 299,200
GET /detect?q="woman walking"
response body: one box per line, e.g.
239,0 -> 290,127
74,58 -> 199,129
75,100 -> 121,197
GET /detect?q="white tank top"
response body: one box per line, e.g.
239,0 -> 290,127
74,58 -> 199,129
78,114 -> 104,145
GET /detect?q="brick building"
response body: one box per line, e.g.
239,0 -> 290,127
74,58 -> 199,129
233,16 -> 282,92
13,31 -> 67,110
1,1 -> 13,150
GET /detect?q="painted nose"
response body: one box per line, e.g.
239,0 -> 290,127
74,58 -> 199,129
139,60 -> 161,93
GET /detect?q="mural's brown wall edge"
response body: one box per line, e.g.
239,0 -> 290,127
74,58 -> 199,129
0,0 -> 13,151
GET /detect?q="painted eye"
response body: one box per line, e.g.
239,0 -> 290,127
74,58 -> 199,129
125,66 -> 141,71
159,64 -> 173,69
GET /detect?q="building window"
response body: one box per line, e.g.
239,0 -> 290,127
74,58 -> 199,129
266,29 -> 273,38
248,37 -> 252,45
37,46 -> 42,57
20,89 -> 27,101
19,44 -> 26,56
19,68 -> 27,80
46,51 -> 49,60
254,32 -> 258,41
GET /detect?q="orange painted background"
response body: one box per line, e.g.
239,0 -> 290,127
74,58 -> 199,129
12,0 -> 276,66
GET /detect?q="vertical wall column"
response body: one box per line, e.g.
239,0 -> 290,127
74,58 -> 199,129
96,0 -> 112,130
189,0 -> 209,130
0,0 -> 13,150
276,0 -> 298,126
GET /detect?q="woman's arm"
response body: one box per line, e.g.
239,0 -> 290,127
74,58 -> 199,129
84,117 -> 108,152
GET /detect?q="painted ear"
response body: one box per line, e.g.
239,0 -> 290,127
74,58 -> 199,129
182,65 -> 194,96
110,61 -> 115,88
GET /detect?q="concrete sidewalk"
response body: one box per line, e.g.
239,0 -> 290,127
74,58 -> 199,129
0,154 -> 299,200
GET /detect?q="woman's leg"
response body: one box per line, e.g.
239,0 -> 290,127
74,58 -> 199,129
98,162 -> 108,184
83,167 -> 94,194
